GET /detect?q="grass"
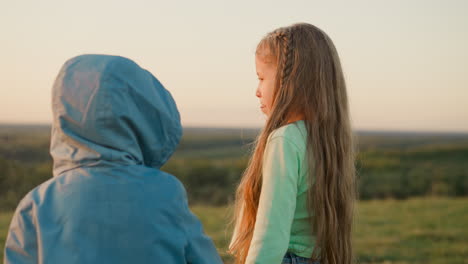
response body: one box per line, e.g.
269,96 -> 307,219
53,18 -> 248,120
0,210 -> 13,261
194,198 -> 468,264
1,198 -> 468,263
352,198 -> 468,264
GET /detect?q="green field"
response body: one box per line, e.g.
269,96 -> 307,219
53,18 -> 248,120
1,125 -> 468,262
1,198 -> 467,263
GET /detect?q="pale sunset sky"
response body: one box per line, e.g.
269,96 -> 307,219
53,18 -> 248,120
0,0 -> 467,132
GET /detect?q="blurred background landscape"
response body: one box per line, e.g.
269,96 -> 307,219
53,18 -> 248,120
1,0 -> 467,263
1,124 -> 467,263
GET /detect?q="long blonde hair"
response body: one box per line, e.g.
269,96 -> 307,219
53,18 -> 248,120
229,23 -> 356,264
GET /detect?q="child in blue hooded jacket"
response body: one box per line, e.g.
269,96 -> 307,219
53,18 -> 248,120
3,54 -> 223,264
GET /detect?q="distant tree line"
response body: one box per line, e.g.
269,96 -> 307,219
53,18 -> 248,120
165,144 -> 468,205
1,127 -> 468,210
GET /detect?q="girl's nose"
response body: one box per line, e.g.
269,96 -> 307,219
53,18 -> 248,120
255,87 -> 261,98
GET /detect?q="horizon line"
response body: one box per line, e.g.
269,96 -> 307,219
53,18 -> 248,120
1,122 -> 468,135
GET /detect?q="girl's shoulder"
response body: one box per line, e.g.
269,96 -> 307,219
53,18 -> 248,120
268,120 -> 307,150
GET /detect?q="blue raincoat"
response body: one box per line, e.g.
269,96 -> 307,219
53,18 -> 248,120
4,55 -> 223,264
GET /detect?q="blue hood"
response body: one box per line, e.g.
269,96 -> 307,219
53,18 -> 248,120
4,55 -> 223,264
51,54 -> 182,176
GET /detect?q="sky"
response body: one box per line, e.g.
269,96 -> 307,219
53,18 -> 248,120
0,0 -> 467,132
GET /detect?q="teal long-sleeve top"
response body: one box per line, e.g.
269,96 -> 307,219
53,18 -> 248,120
245,120 -> 316,264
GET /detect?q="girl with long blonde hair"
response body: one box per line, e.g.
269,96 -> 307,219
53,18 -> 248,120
229,23 -> 356,264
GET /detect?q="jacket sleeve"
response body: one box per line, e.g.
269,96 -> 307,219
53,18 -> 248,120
180,186 -> 223,264
245,136 -> 300,264
4,197 -> 38,264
